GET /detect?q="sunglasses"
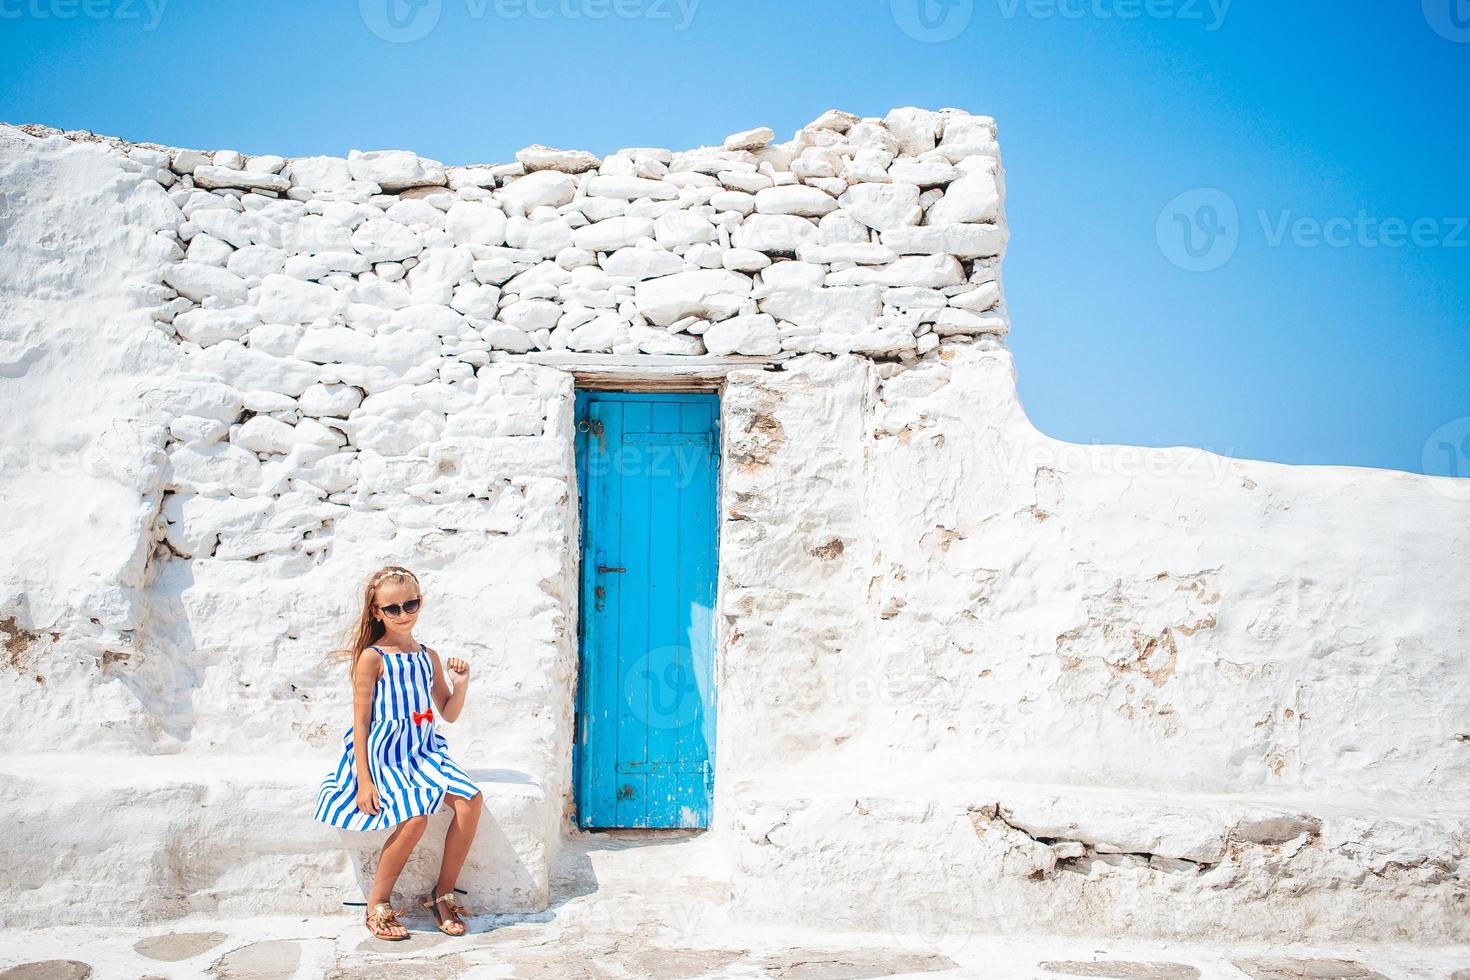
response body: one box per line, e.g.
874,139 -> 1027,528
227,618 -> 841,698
376,597 -> 422,618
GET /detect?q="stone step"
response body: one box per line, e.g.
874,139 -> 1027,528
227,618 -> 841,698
723,779 -> 1470,943
0,753 -> 554,928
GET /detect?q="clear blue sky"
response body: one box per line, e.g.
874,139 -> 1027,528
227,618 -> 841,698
3,0 -> 1467,475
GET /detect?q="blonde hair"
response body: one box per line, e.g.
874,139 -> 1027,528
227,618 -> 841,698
331,565 -> 422,678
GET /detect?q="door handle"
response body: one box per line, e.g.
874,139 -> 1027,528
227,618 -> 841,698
597,565 -> 625,574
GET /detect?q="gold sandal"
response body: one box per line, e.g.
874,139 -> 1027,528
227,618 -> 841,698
421,890 -> 471,936
364,901 -> 409,941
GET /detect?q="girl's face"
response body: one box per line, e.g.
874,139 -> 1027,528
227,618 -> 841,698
373,579 -> 423,628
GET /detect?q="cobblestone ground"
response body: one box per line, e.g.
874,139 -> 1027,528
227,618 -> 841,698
2,832 -> 1467,979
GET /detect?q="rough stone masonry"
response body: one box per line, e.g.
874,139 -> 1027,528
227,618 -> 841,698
0,107 -> 1465,944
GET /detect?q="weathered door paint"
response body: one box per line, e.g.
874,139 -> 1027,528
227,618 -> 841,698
573,390 -> 720,829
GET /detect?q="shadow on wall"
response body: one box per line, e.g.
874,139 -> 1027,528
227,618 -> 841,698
122,558 -> 210,745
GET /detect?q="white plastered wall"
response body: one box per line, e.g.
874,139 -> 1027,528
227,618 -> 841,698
0,114 -> 1465,940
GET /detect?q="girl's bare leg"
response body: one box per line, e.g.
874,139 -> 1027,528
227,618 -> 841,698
369,814 -> 430,909
434,792 -> 483,909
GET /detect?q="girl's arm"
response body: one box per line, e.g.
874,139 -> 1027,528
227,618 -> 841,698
428,647 -> 469,723
352,648 -> 382,784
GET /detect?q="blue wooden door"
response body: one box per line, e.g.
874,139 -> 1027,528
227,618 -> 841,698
573,390 -> 720,829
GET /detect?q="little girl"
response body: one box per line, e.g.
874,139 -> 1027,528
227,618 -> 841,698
313,565 -> 483,940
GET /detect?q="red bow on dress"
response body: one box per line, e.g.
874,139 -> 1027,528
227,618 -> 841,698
411,708 -> 434,725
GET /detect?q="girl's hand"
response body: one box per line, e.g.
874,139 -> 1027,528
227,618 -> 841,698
356,777 -> 381,816
446,657 -> 470,686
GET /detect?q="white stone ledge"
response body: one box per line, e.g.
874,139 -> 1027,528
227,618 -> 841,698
725,775 -> 1470,825
0,754 -> 553,928
722,780 -> 1470,943
491,350 -> 792,387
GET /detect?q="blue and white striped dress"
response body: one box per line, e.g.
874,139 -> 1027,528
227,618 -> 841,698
314,642 -> 481,831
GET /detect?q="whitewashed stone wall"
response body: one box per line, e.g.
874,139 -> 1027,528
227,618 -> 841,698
0,109 -> 1465,942
718,348 -> 1470,943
